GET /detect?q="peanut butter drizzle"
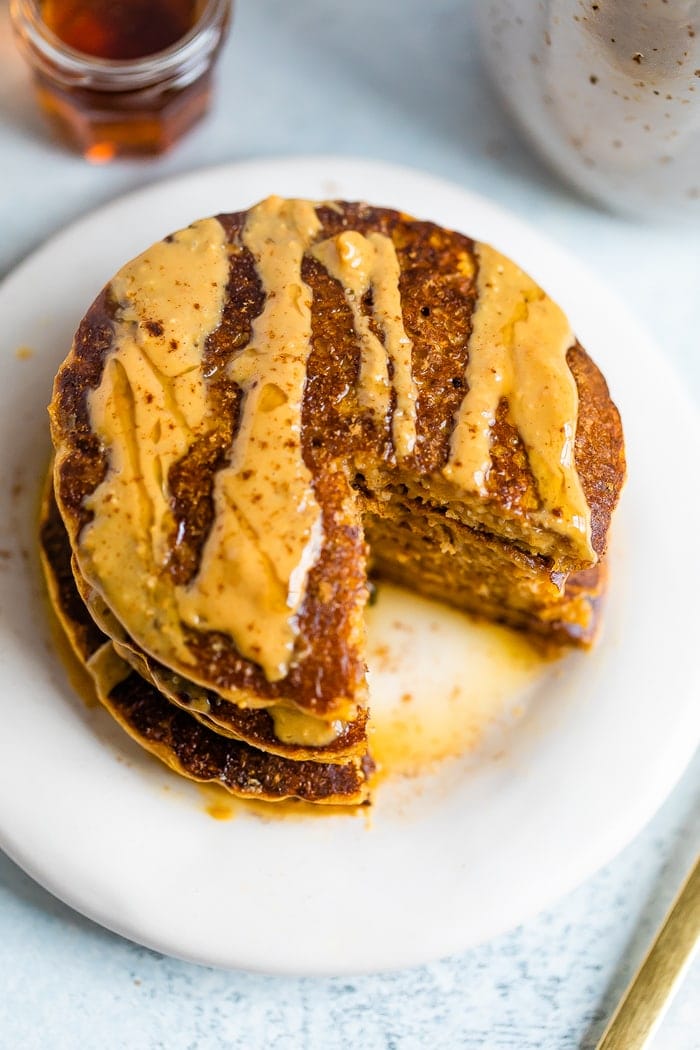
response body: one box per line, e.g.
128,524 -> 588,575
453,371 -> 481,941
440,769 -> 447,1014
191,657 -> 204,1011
78,218 -> 229,664
176,197 -> 325,681
444,242 -> 595,563
270,706 -> 344,747
77,206 -> 343,741
311,231 -> 417,458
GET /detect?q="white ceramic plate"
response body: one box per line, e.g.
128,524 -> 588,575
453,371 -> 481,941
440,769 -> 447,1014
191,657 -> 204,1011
0,157 -> 698,976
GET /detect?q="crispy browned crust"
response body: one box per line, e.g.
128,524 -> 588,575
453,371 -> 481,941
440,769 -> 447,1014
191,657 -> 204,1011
49,202 -> 626,717
39,481 -> 373,803
40,475 -> 105,661
102,674 -> 373,805
132,657 -> 369,764
566,344 -> 626,558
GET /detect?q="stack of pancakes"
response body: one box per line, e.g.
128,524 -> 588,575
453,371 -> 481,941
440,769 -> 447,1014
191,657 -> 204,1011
42,198 -> 625,805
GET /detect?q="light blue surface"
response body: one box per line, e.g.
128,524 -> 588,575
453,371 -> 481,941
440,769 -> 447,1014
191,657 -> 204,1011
1,2 -> 698,1047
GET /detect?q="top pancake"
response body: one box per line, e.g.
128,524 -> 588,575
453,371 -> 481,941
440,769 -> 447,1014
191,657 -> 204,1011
49,199 -> 625,720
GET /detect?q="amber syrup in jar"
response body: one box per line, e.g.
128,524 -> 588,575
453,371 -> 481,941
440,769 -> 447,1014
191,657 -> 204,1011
10,0 -> 232,161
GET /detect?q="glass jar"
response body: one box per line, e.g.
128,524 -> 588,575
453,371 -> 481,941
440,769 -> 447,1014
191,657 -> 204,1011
10,0 -> 232,162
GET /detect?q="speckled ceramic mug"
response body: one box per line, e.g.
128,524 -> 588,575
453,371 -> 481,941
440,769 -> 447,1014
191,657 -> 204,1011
475,0 -> 700,219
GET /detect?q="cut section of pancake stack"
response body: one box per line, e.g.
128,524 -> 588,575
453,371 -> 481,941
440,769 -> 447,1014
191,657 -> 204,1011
43,198 -> 625,805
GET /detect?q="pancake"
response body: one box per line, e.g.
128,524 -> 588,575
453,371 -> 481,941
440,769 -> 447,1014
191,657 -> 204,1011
68,547 -> 368,762
39,481 -> 374,803
45,197 -> 625,803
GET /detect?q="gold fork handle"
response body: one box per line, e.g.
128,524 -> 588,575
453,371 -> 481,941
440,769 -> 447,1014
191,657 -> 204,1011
596,854 -> 700,1050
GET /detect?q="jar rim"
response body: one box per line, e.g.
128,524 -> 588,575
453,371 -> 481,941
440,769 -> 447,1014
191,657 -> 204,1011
10,0 -> 231,88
